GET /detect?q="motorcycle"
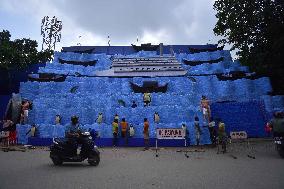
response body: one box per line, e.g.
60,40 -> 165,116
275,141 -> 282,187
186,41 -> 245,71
50,131 -> 100,166
274,137 -> 284,158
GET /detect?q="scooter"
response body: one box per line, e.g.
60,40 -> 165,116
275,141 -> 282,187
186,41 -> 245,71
274,137 -> 284,158
50,131 -> 100,166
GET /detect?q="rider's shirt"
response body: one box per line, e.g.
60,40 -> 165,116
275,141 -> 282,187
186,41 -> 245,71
65,123 -> 82,137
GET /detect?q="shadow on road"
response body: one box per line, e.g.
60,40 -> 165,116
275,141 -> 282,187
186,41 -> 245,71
39,162 -> 97,170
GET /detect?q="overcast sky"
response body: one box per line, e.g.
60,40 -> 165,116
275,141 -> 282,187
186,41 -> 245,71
0,0 -> 221,51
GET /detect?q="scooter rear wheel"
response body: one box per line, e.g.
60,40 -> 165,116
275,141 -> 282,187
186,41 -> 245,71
277,146 -> 284,158
88,154 -> 100,166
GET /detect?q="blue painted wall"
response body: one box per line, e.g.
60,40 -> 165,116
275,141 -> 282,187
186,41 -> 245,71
211,101 -> 268,137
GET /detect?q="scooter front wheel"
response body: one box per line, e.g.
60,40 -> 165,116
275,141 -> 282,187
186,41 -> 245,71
50,153 -> 63,165
88,154 -> 100,166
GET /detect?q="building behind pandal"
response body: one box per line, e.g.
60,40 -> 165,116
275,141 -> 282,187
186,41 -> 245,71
17,44 -> 283,146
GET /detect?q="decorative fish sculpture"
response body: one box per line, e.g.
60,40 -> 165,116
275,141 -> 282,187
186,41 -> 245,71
75,72 -> 82,77
187,76 -> 196,82
118,99 -> 126,107
70,86 -> 79,93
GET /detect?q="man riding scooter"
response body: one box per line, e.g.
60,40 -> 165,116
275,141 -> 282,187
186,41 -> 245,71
65,115 -> 82,156
50,115 -> 100,166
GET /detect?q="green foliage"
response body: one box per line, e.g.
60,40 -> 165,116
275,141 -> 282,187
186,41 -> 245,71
213,0 -> 284,75
0,30 -> 53,70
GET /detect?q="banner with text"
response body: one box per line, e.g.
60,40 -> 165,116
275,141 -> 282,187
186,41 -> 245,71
156,128 -> 185,139
230,131 -> 248,140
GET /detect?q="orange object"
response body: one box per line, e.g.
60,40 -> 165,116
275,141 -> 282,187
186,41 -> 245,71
120,121 -> 128,132
144,121 -> 149,134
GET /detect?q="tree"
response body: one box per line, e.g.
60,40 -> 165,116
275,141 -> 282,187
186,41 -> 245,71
0,30 -> 53,70
0,30 -> 53,94
213,0 -> 284,77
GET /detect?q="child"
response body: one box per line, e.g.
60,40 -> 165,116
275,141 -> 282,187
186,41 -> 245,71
194,116 -> 202,146
181,123 -> 189,140
217,119 -> 227,153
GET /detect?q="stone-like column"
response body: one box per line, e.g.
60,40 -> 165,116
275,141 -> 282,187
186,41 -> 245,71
159,43 -> 163,56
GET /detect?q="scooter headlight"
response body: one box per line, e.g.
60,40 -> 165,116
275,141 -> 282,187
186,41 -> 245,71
82,132 -> 90,136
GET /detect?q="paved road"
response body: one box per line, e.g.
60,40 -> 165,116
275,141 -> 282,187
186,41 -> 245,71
0,140 -> 284,189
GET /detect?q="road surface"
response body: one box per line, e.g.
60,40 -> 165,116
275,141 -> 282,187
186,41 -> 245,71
0,140 -> 283,189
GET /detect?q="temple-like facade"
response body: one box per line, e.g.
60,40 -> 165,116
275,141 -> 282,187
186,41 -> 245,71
16,44 -> 282,146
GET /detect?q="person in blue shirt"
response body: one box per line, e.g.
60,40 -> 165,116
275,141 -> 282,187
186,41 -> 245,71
65,115 -> 83,156
65,115 -> 82,138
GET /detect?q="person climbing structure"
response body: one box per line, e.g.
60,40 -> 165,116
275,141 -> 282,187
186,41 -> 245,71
143,91 -> 151,107
154,112 -> 160,123
200,95 -> 211,123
